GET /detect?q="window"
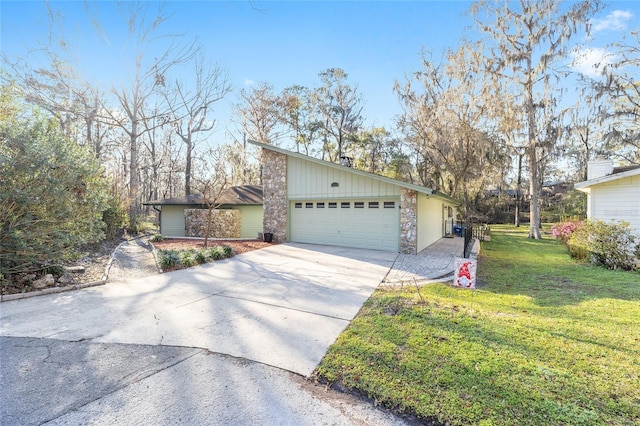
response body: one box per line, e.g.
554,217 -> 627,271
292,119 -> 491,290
354,202 -> 364,208
341,202 -> 350,208
368,201 -> 379,208
317,202 -> 325,208
384,201 -> 395,209
329,202 -> 337,208
305,202 -> 313,208
294,202 -> 302,208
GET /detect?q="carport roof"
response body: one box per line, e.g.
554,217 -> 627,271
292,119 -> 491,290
249,140 -> 460,205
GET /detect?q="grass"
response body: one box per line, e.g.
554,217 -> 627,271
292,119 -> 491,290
315,225 -> 640,425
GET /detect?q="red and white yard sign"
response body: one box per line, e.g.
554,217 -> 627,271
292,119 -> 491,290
454,258 -> 477,289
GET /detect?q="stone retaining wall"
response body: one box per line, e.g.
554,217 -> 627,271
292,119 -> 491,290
185,209 -> 240,238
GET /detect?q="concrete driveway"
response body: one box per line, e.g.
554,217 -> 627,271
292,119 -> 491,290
1,244 -> 410,425
1,243 -> 397,377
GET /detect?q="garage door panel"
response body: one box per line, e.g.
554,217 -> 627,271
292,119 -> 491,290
290,199 -> 399,251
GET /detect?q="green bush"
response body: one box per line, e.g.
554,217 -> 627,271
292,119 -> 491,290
42,264 -> 65,276
194,250 -> 207,264
567,220 -> 638,270
180,250 -> 197,267
206,246 -> 222,260
102,196 -> 127,240
157,245 -> 233,271
0,114 -> 109,275
157,250 -> 179,269
149,234 -> 164,242
137,220 -> 158,234
566,227 -> 590,261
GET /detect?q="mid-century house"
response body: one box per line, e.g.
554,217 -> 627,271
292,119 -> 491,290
250,140 -> 460,254
144,185 -> 264,239
575,159 -> 640,236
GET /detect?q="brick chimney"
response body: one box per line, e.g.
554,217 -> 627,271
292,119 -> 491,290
587,159 -> 614,180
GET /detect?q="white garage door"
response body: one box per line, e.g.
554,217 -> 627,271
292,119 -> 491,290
290,199 -> 400,251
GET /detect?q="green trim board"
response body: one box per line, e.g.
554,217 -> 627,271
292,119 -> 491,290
248,140 -> 461,205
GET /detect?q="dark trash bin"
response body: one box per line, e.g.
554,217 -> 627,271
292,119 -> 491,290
453,225 -> 463,237
263,232 -> 273,243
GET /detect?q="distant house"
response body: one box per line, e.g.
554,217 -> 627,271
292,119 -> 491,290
575,160 -> 640,236
144,185 -> 264,238
250,140 -> 460,254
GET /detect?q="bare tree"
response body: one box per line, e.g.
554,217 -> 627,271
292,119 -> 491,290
2,48 -> 115,161
96,1 -> 196,231
313,68 -> 364,162
164,55 -> 231,195
191,149 -> 230,248
219,140 -> 260,186
472,0 -> 601,238
564,92 -> 608,181
232,82 -> 281,145
277,85 -> 322,155
396,44 -> 500,217
351,127 -> 398,174
596,30 -> 640,164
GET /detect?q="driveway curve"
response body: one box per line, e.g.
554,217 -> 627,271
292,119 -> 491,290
1,243 -> 398,376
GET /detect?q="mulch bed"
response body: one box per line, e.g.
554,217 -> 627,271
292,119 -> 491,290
1,238 -> 274,298
1,236 -> 125,297
151,238 -> 274,255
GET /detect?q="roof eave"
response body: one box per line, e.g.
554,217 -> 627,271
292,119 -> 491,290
249,140 -> 462,205
574,168 -> 640,190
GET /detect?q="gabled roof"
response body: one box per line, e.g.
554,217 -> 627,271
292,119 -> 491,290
144,193 -> 206,206
613,164 -> 640,174
249,140 -> 461,205
218,185 -> 263,205
144,185 -> 263,206
575,166 -> 640,191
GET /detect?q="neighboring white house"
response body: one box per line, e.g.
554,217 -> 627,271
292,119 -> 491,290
574,159 -> 640,236
250,140 -> 461,254
144,185 -> 264,238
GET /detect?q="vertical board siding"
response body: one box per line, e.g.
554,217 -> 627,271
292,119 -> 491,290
160,205 -> 186,237
591,175 -> 640,235
235,205 -> 264,239
417,194 -> 444,252
287,157 -> 401,199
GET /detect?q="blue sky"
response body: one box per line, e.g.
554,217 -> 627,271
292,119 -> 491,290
2,1 -> 639,144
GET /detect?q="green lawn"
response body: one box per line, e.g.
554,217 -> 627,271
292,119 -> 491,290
316,225 -> 640,425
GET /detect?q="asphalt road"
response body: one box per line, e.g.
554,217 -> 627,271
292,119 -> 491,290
1,336 -> 413,426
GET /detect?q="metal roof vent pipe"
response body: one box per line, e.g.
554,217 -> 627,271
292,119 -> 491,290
340,156 -> 353,168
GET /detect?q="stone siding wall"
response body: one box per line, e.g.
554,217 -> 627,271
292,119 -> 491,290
185,209 -> 240,238
262,149 -> 288,243
400,189 -> 417,254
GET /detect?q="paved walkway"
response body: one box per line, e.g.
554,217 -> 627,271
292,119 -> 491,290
384,236 -> 465,283
107,236 -> 159,281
